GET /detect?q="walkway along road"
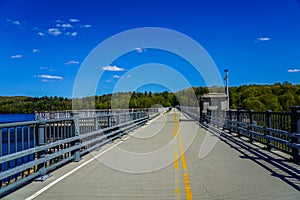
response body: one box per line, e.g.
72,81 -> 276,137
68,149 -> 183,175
4,109 -> 300,199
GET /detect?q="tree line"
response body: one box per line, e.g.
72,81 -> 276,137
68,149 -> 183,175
0,82 -> 299,113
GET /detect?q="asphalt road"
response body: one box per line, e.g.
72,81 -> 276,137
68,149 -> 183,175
4,108 -> 300,200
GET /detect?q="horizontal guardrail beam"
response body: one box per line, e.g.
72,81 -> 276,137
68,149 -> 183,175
0,109 -> 155,197
203,106 -> 300,162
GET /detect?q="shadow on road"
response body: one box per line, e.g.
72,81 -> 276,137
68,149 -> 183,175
201,123 -> 300,192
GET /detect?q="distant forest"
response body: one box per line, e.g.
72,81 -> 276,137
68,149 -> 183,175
0,82 -> 300,113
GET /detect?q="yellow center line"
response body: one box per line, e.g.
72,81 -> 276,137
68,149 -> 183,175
174,113 -> 181,199
173,111 -> 193,200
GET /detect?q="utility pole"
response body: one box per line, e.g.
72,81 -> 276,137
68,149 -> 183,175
224,69 -> 229,110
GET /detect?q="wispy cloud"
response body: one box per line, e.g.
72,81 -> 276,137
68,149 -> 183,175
36,74 -> 63,80
71,32 -> 77,37
39,66 -> 58,72
38,32 -> 45,37
255,37 -> 271,43
35,18 -> 91,38
11,20 -> 20,25
7,19 -> 20,25
33,49 -> 39,53
135,47 -> 146,53
10,54 -> 22,59
61,23 -> 73,28
65,60 -> 80,65
288,69 -> 300,73
113,75 -> 121,79
83,24 -> 92,28
102,65 -> 124,71
6,18 -> 25,30
48,28 -> 62,36
70,18 -> 79,23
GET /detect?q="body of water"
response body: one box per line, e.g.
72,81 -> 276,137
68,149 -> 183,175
0,114 -> 35,124
0,114 -> 36,178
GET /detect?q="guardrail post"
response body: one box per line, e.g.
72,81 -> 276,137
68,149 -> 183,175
236,107 -> 242,137
108,114 -> 112,127
206,108 -> 211,123
116,114 -> 120,125
35,119 -> 51,181
72,117 -> 81,162
94,116 -> 99,131
291,106 -> 300,162
266,110 -> 272,150
248,110 -> 254,143
228,110 -> 232,134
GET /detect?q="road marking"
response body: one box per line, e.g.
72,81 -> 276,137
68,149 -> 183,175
173,113 -> 181,199
25,138 -> 126,200
173,111 -> 193,200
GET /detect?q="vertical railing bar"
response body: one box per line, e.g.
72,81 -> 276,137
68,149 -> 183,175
21,127 -> 24,151
54,122 -> 56,141
0,129 -> 2,189
21,126 -> 25,178
15,127 -> 18,153
8,128 -> 11,155
0,129 -> 2,156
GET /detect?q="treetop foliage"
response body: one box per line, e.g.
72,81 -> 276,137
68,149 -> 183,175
0,82 -> 299,113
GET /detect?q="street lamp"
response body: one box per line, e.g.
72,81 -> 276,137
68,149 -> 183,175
224,69 -> 229,110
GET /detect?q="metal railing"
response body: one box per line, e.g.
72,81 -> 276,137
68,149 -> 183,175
177,105 -> 300,162
35,108 -> 170,120
0,110 -> 152,196
203,107 -> 300,162
176,106 -> 200,121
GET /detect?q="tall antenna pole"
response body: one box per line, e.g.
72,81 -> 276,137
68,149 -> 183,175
224,69 -> 229,110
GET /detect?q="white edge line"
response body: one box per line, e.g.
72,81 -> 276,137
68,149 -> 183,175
26,114 -> 163,199
25,141 -> 123,200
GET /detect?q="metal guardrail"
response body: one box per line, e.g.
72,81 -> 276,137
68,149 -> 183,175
178,106 -> 300,162
0,110 -> 151,196
176,106 -> 200,121
35,108 -> 168,120
204,107 -> 300,162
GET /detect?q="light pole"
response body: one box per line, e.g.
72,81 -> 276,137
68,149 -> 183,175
224,69 -> 229,110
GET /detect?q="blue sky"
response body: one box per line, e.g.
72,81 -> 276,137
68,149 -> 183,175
1,0 -> 300,97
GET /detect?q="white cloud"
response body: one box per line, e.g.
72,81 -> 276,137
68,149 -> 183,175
56,20 -> 63,23
288,69 -> 300,73
65,60 -> 79,65
38,32 -> 45,36
48,28 -> 62,36
102,65 -> 124,71
10,54 -> 22,59
37,74 -> 63,80
6,19 -> 25,30
32,49 -> 39,53
12,20 -> 21,25
7,19 -> 20,26
135,47 -> 146,53
61,23 -> 73,28
255,37 -> 271,42
79,24 -> 92,29
56,24 -> 61,27
71,32 -> 77,37
83,24 -> 91,28
113,75 -> 121,79
70,18 -> 79,23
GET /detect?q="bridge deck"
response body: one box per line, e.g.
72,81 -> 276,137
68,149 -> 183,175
4,109 -> 300,199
